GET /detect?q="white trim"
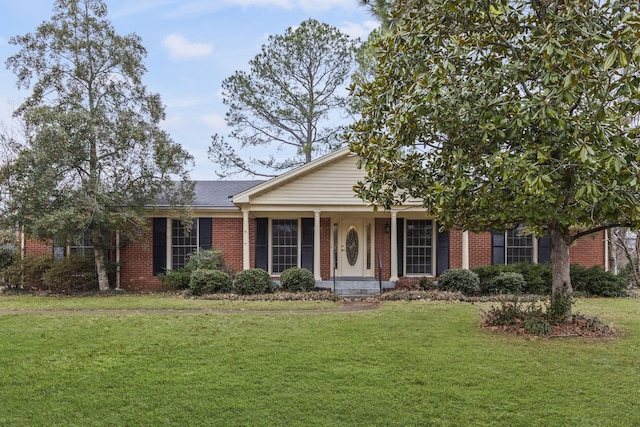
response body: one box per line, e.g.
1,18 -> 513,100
462,231 -> 469,270
313,211 -> 321,281
390,211 -> 398,282
242,210 -> 250,270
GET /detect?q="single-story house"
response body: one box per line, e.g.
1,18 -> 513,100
21,147 -> 607,291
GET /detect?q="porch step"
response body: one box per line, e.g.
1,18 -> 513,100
318,280 -> 394,298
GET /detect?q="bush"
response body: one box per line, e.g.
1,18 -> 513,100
484,272 -> 526,295
570,265 -> 628,297
473,264 -> 515,288
394,276 -> 421,291
190,269 -> 233,296
280,267 -> 315,292
185,249 -> 231,273
420,277 -> 438,291
158,268 -> 193,290
233,269 -> 273,295
473,263 -> 552,295
438,269 -> 480,295
3,256 -> 54,289
0,247 -> 17,271
41,255 -> 101,291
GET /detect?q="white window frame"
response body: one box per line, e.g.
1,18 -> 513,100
167,218 -> 199,270
403,218 -> 436,277
503,227 -> 538,265
269,218 -> 300,275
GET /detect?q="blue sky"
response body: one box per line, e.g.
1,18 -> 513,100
0,0 -> 377,179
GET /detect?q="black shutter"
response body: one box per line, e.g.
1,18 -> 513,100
492,230 -> 505,265
538,234 -> 551,264
255,218 -> 268,271
397,218 -> 404,277
301,218 -> 314,273
199,217 -> 212,250
152,218 -> 167,275
436,224 -> 450,275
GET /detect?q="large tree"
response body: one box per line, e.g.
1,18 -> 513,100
209,19 -> 359,177
348,0 -> 640,314
3,0 -> 193,290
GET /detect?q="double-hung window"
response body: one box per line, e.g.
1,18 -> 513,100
271,219 -> 298,274
171,219 -> 198,270
505,228 -> 534,264
405,219 -> 434,275
492,225 -> 549,265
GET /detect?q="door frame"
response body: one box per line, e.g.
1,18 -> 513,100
334,218 -> 374,278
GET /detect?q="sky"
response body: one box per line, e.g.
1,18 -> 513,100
0,0 -> 378,179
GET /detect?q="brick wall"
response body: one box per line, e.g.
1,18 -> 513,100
320,218 -> 331,280
469,232 -> 493,269
375,218 -> 391,280
213,217 -> 243,273
24,238 -> 52,258
119,223 -> 162,290
449,229 -> 463,269
571,230 -> 605,267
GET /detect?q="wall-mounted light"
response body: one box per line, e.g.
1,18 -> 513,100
385,221 -> 391,233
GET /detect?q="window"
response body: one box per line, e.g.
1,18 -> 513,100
69,230 -> 94,257
506,228 -> 534,264
171,219 -> 198,270
405,219 -> 433,275
272,219 -> 298,274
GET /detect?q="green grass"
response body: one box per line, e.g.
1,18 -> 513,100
1,296 -> 639,426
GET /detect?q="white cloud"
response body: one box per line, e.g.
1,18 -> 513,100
339,20 -> 379,40
163,34 -> 213,61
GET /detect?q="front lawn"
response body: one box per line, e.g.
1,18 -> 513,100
0,296 -> 638,426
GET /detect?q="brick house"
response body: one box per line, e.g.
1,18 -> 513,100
21,147 -> 608,291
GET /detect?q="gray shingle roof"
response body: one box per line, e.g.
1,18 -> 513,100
156,180 -> 264,208
192,180 -> 264,208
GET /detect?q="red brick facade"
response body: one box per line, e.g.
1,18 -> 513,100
22,219 -> 609,290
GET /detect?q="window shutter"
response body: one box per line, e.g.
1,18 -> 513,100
436,224 -> 450,275
198,218 -> 212,250
152,218 -> 167,276
538,234 -> 551,264
397,218 -> 404,277
255,218 -> 268,271
492,230 -> 505,265
301,218 -> 314,273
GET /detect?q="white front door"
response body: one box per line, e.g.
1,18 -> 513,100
339,219 -> 365,277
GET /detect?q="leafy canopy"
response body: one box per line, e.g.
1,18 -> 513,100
349,0 -> 640,238
3,0 -> 193,287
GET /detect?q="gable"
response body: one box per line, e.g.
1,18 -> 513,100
250,153 -> 366,206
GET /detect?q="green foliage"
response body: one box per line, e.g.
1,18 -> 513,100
3,0 -> 194,290
0,246 -> 17,271
348,0 -> 640,308
158,269 -> 192,290
209,18 -> 358,177
438,269 -> 480,295
233,269 -> 274,295
41,255 -> 101,292
546,294 -> 575,324
279,267 -> 315,292
484,272 -> 526,295
4,256 -> 54,289
190,269 -> 233,296
185,249 -> 230,273
570,265 -> 629,297
523,319 -> 552,337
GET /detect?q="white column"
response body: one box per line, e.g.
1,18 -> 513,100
462,230 -> 469,270
314,210 -> 322,281
242,209 -> 250,270
604,229 -> 610,272
390,211 -> 398,282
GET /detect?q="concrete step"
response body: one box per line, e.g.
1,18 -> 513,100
318,280 -> 393,297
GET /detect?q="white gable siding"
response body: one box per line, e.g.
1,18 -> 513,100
250,155 -> 367,206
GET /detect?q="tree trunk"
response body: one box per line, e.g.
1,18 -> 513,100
549,223 -> 573,319
91,229 -> 110,291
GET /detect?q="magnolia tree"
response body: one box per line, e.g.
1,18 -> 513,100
3,0 -> 193,290
349,0 -> 640,315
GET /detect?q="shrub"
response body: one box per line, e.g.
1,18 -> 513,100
394,276 -> 421,291
523,319 -> 551,336
438,269 -> 480,295
570,265 -> 628,297
515,262 -> 552,295
280,267 -> 315,292
473,264 -> 515,288
158,269 -> 193,290
0,247 -> 17,271
41,255 -> 101,291
190,269 -> 233,296
3,256 -> 54,289
185,249 -> 231,273
420,277 -> 438,291
233,268 -> 273,295
484,272 -> 526,295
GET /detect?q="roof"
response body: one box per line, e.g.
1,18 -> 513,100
156,180 -> 264,209
193,180 -> 264,207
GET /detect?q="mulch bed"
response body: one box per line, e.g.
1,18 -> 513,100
482,315 -> 618,338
